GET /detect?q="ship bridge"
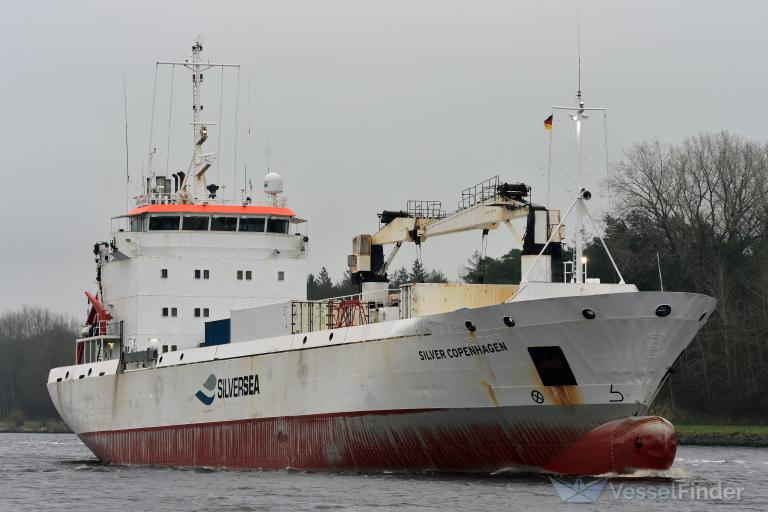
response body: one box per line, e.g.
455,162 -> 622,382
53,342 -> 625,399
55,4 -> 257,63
76,39 -> 309,363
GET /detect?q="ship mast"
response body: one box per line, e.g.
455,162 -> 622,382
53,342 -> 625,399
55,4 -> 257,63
573,90 -> 587,284
155,37 -> 240,203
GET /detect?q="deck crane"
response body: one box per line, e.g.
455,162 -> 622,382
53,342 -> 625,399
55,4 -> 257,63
348,177 -> 565,295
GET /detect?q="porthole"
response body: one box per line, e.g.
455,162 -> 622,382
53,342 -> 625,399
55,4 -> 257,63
303,336 -> 308,345
159,356 -> 163,363
56,378 -> 62,382
99,372 -> 105,376
65,371 -> 69,379
582,309 -> 596,320
88,368 -> 92,376
503,317 -> 515,327
655,304 -> 672,317
329,332 -> 334,341
698,312 -> 707,322
180,353 -> 184,361
465,321 -> 477,332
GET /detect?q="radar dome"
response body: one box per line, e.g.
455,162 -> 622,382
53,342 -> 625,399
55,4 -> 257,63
263,171 -> 284,195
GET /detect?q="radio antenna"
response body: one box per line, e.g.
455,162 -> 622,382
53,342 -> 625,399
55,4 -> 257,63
656,252 -> 664,292
123,72 -> 130,207
266,133 -> 271,172
245,74 -> 251,192
576,9 -> 582,102
576,9 -> 581,98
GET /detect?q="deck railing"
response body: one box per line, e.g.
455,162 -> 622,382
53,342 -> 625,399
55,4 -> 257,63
133,192 -> 288,208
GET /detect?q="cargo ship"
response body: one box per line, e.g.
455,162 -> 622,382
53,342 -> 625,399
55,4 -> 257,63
47,39 -> 715,475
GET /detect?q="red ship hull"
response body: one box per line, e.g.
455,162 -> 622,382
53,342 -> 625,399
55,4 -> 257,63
80,408 -> 676,475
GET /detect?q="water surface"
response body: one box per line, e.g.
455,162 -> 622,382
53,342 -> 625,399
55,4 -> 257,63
1,433 -> 765,511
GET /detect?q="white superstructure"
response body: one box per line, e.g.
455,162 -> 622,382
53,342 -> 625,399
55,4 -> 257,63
100,203 -> 308,353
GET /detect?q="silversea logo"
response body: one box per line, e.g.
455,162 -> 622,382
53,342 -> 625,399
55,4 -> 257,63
194,373 -> 260,406
194,374 -> 217,406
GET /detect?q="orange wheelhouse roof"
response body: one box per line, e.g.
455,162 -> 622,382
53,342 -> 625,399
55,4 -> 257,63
128,204 -> 296,217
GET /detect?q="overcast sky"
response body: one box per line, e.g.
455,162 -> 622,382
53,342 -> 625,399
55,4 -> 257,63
2,0 -> 766,318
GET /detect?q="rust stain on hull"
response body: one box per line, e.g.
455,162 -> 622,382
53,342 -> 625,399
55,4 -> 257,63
544,385 -> 582,406
480,380 -> 499,407
528,366 -> 582,406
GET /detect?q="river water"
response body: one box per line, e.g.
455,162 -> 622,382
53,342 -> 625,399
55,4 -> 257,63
0,433 -> 765,511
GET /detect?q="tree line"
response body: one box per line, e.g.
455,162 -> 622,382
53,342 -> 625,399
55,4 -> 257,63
306,260 -> 447,300
0,307 -> 77,425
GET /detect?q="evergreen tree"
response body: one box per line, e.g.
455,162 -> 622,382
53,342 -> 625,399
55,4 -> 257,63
335,270 -> 360,297
409,259 -> 428,283
426,269 -> 448,283
306,273 -> 318,299
389,267 -> 410,287
316,267 -> 333,288
309,267 -> 334,299
460,249 -> 521,284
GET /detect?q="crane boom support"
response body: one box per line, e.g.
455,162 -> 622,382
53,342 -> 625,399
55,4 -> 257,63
371,197 -> 527,245
348,178 -> 562,284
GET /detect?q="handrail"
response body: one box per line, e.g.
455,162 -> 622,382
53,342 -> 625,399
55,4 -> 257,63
133,192 -> 288,208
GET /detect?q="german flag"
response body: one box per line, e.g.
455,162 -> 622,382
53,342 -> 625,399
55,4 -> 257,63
544,114 -> 553,131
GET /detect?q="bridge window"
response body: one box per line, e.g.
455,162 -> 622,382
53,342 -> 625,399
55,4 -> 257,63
240,217 -> 265,232
203,308 -> 209,317
161,269 -> 168,278
237,270 -> 243,280
130,216 -> 145,232
162,307 -> 168,317
278,271 -> 285,281
246,271 -> 252,280
194,308 -> 210,318
182,215 -> 210,231
195,269 -> 201,279
211,216 -> 237,231
194,308 -> 200,317
267,218 -> 289,234
149,216 -> 180,231
204,270 -> 209,279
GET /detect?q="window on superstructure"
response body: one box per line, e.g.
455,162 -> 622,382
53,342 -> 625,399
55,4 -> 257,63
182,215 -> 210,231
194,269 -> 201,279
203,308 -> 209,317
239,217 -> 265,232
162,307 -> 169,317
211,216 -> 237,231
237,270 -> 243,280
161,269 -> 168,278
130,216 -> 144,232
149,216 -> 180,231
278,271 -> 285,281
246,271 -> 252,280
203,269 -> 210,279
194,308 -> 201,317
171,307 -> 178,317
267,218 -> 289,234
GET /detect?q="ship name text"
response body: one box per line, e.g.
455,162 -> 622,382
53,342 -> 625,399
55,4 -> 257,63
419,341 -> 508,361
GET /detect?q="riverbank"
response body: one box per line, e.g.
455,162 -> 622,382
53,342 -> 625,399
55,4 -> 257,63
676,424 -> 768,447
0,420 -> 71,434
